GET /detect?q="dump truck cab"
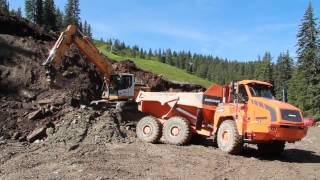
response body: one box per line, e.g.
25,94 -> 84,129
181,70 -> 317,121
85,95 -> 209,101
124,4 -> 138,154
213,80 -> 307,144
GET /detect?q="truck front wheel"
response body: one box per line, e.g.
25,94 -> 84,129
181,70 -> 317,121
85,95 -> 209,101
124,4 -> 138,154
217,120 -> 242,154
163,116 -> 192,145
257,141 -> 285,156
136,116 -> 162,143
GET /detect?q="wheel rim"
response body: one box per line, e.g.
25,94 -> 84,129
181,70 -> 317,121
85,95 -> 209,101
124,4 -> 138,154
222,130 -> 229,143
170,126 -> 180,136
143,125 -> 152,135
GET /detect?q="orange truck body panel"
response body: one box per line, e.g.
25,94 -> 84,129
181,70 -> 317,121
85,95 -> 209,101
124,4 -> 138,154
136,80 -> 308,144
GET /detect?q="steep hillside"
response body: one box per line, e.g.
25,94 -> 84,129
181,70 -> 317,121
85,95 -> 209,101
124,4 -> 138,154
95,41 -> 212,87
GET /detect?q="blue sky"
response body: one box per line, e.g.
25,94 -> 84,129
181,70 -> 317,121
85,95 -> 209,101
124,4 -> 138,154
9,0 -> 320,61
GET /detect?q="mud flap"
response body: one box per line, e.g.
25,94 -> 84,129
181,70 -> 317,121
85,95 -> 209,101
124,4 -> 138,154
196,108 -> 203,130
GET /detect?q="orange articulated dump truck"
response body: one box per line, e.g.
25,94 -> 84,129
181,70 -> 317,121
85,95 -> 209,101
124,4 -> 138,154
135,80 -> 309,155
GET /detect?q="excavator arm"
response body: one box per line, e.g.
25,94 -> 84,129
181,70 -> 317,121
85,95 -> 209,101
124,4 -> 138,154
42,25 -> 113,83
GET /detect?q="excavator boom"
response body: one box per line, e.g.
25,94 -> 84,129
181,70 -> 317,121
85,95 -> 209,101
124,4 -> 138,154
42,25 -> 113,83
43,25 -> 143,102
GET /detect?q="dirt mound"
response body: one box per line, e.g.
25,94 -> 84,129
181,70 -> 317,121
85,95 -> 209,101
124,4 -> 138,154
46,108 -> 137,148
0,34 -> 104,141
0,13 -> 54,41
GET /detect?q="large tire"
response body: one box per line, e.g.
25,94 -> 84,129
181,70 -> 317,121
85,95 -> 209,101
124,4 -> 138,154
257,141 -> 285,156
163,116 -> 192,145
136,116 -> 162,143
217,120 -> 242,154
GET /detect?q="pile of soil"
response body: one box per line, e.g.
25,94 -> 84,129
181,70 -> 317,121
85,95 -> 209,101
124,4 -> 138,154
0,13 -> 204,145
46,108 -> 137,148
0,13 -> 55,41
0,33 -> 104,142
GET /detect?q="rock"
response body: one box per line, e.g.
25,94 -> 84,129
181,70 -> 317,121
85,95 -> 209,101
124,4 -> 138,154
46,127 -> 54,136
49,105 -> 59,112
37,98 -> 53,105
27,127 -> 47,142
27,109 -> 43,120
17,117 -> 24,123
33,139 -> 42,144
18,135 -> 27,142
70,97 -> 80,107
62,70 -> 75,78
80,105 -> 87,109
68,143 -> 79,151
0,140 -> 6,145
12,132 -> 21,140
18,89 -> 37,100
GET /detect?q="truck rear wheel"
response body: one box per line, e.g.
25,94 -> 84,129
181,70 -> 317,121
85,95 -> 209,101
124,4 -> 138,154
257,141 -> 285,156
136,116 -> 162,143
163,116 -> 191,145
217,120 -> 242,154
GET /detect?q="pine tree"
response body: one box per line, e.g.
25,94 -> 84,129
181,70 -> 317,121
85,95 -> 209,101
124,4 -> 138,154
291,2 -> 320,118
83,20 -> 88,34
0,0 -> 9,15
25,0 -> 37,22
79,21 -> 83,32
64,0 -> 80,26
147,48 -> 152,60
196,63 -> 208,78
255,52 -> 273,82
55,8 -> 64,30
43,0 -> 56,31
139,48 -> 145,59
73,0 -> 80,24
87,24 -> 92,38
35,0 -> 43,25
157,49 -> 162,61
165,49 -> 172,64
274,51 -> 293,99
16,7 -> 22,17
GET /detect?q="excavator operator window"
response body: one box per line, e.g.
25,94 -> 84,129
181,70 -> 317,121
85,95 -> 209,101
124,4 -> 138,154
237,84 -> 249,103
118,75 -> 133,90
109,75 -> 120,95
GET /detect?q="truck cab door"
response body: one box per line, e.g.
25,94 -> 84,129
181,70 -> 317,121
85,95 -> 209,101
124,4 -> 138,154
235,84 -> 249,135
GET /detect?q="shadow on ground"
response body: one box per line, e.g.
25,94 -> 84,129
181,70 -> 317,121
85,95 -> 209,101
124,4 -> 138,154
188,136 -> 320,163
239,146 -> 320,163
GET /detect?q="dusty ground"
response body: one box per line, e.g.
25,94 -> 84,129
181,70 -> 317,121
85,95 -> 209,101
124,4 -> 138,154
0,127 -> 319,180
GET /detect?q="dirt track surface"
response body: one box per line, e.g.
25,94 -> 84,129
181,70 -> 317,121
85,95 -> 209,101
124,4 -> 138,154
0,127 -> 319,180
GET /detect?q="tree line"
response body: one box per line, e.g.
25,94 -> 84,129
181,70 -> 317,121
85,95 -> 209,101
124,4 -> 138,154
0,0 -> 22,17
24,0 -> 92,37
0,0 -> 92,37
101,39 -> 291,97
100,3 -> 319,120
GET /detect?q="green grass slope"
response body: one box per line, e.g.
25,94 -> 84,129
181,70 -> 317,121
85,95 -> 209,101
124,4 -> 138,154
95,41 -> 212,87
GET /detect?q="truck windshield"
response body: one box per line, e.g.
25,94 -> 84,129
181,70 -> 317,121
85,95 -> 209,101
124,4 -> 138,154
248,83 -> 274,99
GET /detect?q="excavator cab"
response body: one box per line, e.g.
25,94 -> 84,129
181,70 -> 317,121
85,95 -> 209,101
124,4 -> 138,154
103,73 -> 135,100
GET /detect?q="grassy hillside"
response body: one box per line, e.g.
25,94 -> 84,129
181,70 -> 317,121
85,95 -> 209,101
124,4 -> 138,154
95,41 -> 212,87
